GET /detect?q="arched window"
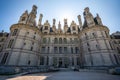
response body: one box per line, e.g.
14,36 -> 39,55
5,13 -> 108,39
63,38 -> 67,44
59,38 -> 62,44
54,38 -> 58,44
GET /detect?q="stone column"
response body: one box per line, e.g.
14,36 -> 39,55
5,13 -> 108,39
69,57 -> 72,67
44,56 -> 47,66
74,56 -> 77,66
48,56 -> 53,66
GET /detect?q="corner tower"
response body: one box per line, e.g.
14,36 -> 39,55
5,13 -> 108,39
79,7 -> 119,67
0,5 -> 41,66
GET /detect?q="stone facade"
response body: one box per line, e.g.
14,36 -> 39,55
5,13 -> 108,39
0,5 -> 120,68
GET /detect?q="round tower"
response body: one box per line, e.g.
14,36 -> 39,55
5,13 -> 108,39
79,7 -> 119,67
0,5 -> 41,66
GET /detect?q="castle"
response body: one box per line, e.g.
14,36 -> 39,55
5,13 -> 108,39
0,5 -> 120,68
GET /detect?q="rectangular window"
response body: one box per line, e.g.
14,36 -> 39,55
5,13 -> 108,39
7,39 -> 14,48
40,56 -> 44,65
75,47 -> 78,54
92,33 -> 97,38
48,47 -> 49,53
71,47 -> 73,53
59,47 -> 62,53
45,26 -> 48,30
1,53 -> 9,64
30,47 -> 33,51
41,47 -> 45,53
12,29 -> 18,36
64,47 -> 67,53
54,47 -> 57,53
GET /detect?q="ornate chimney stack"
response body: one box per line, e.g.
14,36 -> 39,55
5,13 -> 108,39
77,15 -> 82,30
38,14 -> 43,28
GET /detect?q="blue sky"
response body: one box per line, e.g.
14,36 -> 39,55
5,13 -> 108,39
0,0 -> 120,34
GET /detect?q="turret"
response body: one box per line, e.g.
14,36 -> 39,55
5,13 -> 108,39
83,7 -> 95,27
38,14 -> 43,29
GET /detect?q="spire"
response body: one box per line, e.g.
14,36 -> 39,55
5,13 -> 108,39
83,7 -> 95,27
38,14 -> 43,28
77,15 -> 82,30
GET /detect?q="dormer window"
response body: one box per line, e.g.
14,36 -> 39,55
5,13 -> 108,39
45,26 -> 48,30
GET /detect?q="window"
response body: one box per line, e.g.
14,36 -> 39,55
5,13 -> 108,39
41,47 -> 45,53
1,53 -> 9,64
74,38 -> 78,43
7,39 -> 14,48
54,38 -> 58,44
59,47 -> 62,53
64,47 -> 67,53
24,42 -> 26,45
48,47 -> 49,53
87,43 -> 89,46
33,36 -> 36,39
40,56 -> 44,65
21,17 -> 26,21
45,26 -> 48,30
32,42 -> 34,45
96,44 -> 100,50
63,38 -> 67,44
88,48 -> 91,52
28,60 -> 31,65
71,47 -> 73,53
54,47 -> 58,53
59,38 -> 62,44
72,26 -> 76,30
75,47 -> 78,53
43,38 -> 47,44
27,32 -> 29,34
12,29 -> 18,36
70,38 -> 72,43
0,38 -> 4,42
30,47 -> 33,51
85,33 -> 88,39
92,33 -> 97,38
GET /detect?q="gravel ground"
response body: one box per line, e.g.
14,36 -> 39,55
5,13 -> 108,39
0,71 -> 120,80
